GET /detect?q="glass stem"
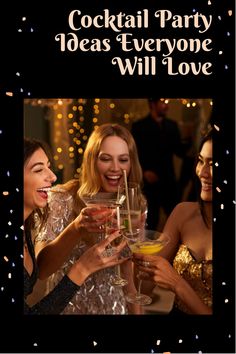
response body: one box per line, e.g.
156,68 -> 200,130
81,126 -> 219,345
137,278 -> 142,297
117,264 -> 121,277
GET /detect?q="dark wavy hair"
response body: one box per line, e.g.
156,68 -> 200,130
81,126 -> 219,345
24,138 -> 52,236
196,128 -> 213,228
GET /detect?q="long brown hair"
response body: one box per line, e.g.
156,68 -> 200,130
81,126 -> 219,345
24,137 -> 52,234
196,128 -> 213,228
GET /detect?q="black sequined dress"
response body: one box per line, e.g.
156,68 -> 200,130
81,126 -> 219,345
24,231 -> 79,315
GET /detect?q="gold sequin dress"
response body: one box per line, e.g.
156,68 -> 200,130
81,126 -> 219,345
35,189 -> 127,315
173,244 -> 212,313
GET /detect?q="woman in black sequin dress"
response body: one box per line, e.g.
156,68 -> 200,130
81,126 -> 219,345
24,138 -> 127,314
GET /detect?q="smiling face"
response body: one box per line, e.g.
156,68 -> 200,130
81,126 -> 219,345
196,139 -> 213,202
96,136 -> 131,193
24,147 -> 57,220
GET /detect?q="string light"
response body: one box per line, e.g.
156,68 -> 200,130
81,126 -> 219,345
24,98 -> 213,181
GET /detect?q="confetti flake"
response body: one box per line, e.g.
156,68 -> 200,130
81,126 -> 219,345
3,191 -> 9,196
93,341 -> 97,347
6,92 -> 13,97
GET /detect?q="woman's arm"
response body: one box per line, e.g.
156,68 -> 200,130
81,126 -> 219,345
134,255 -> 212,315
138,203 -> 183,296
24,274 -> 79,315
26,232 -> 128,315
35,220 -> 82,279
35,205 -> 112,279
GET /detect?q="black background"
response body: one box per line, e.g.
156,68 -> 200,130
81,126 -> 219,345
0,0 -> 235,352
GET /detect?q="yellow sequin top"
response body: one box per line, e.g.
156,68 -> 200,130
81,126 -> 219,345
173,244 -> 212,313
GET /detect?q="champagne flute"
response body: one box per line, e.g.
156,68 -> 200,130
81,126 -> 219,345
123,229 -> 169,305
113,182 -> 143,287
118,182 -> 142,234
107,204 -> 128,287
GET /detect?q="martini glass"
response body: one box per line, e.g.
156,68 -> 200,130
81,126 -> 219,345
123,229 -> 169,305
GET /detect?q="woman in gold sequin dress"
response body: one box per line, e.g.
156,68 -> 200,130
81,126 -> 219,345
134,129 -> 213,314
34,124 -> 143,314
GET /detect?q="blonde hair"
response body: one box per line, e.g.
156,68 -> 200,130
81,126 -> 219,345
78,123 -> 143,197
57,124 -> 144,245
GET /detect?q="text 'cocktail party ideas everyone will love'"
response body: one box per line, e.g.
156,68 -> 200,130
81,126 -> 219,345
54,9 -> 213,76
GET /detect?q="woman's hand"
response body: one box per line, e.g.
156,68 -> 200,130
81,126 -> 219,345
67,231 -> 129,286
133,253 -> 182,293
73,206 -> 113,233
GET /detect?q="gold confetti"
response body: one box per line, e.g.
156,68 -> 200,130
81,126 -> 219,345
6,92 -> 13,97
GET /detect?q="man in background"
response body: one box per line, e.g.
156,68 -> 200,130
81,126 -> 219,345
131,98 -> 186,230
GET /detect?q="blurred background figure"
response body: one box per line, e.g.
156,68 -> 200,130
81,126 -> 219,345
131,98 -> 186,230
